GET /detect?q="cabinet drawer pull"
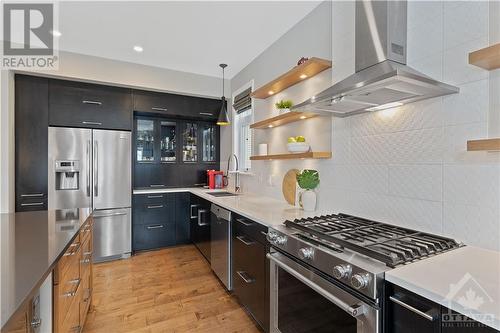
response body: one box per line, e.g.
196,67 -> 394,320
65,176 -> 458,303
190,204 -> 200,218
83,251 -> 93,256
150,184 -> 165,188
147,195 -> 163,199
147,225 -> 164,230
236,271 -> 255,284
70,325 -> 82,332
62,290 -> 77,298
236,235 -> 255,246
389,296 -> 435,322
20,193 -> 44,197
81,258 -> 91,264
63,242 -> 81,256
82,121 -> 102,125
260,231 -> 268,237
236,218 -> 252,227
82,100 -> 102,105
68,278 -> 81,285
147,205 -> 164,209
20,202 -> 44,206
199,112 -> 213,116
151,107 -> 167,112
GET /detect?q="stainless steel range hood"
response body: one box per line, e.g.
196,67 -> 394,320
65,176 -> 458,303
292,0 -> 459,117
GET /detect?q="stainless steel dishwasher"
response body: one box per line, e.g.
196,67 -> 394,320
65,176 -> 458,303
210,204 -> 232,290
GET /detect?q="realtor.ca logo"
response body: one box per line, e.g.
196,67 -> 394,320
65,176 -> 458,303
2,2 -> 59,69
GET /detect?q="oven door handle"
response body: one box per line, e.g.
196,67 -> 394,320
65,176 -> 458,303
267,253 -> 366,318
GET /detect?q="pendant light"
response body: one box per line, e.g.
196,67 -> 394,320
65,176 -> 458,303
217,63 -> 230,126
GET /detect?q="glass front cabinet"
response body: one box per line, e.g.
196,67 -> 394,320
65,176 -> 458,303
135,117 -> 218,166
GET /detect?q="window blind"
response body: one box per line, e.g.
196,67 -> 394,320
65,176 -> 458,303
233,87 -> 252,114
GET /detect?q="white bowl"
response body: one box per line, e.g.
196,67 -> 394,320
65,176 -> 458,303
287,142 -> 310,153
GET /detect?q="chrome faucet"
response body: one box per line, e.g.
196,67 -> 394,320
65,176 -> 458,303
226,153 -> 240,193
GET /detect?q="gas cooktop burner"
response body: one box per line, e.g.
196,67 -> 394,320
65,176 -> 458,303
284,213 -> 462,268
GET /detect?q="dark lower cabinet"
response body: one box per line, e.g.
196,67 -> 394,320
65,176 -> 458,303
386,283 -> 499,333
133,222 -> 176,251
189,194 -> 211,263
15,75 -> 49,212
232,214 -> 270,332
175,192 -> 191,244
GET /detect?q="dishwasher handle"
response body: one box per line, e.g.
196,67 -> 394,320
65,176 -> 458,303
198,209 -> 209,226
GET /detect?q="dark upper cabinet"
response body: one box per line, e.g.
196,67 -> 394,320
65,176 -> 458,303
134,89 -> 221,121
49,79 -> 133,130
133,90 -> 187,116
186,96 -> 221,121
15,75 -> 49,212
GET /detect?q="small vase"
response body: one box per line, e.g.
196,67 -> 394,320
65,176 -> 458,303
279,108 -> 290,115
299,189 -> 316,212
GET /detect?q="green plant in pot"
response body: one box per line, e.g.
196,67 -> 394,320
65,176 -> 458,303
296,169 -> 319,212
275,99 -> 293,114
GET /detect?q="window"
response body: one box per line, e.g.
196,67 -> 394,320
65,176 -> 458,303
232,84 -> 253,170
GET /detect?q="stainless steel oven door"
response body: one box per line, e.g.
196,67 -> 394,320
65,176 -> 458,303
268,252 -> 380,333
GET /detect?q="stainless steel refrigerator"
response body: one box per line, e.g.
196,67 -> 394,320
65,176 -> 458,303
48,127 -> 131,262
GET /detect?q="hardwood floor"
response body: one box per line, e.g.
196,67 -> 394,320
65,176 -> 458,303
83,245 -> 262,333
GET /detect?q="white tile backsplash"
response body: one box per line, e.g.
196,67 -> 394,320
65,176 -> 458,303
234,1 -> 500,251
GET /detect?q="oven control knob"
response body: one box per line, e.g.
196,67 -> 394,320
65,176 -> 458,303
274,235 -> 288,246
351,273 -> 370,290
267,231 -> 278,242
298,247 -> 315,260
333,264 -> 351,279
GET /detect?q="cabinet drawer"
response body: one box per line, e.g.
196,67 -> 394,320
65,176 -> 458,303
58,284 -> 82,333
234,215 -> 268,245
133,194 -> 175,225
56,235 -> 81,282
55,245 -> 82,328
16,195 -> 47,212
133,193 -> 174,205
133,222 -> 176,251
232,233 -> 267,328
133,90 -> 187,116
49,79 -> 132,130
80,219 -> 93,243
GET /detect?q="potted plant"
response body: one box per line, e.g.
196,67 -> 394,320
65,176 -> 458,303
296,169 -> 319,212
275,99 -> 293,114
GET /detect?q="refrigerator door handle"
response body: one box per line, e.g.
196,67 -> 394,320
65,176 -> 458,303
86,140 -> 91,197
94,140 -> 98,197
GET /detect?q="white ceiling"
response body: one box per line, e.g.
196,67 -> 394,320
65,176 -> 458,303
57,1 -> 321,78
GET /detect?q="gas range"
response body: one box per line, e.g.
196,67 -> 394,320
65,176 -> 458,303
267,213 -> 463,301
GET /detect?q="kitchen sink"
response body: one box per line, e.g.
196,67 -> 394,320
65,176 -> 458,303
206,191 -> 239,197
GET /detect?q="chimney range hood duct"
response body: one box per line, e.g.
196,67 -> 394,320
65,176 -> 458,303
292,0 -> 458,117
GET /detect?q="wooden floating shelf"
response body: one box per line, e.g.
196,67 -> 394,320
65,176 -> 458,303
250,112 -> 317,129
250,151 -> 332,161
251,57 -> 332,99
467,138 -> 500,151
469,43 -> 500,70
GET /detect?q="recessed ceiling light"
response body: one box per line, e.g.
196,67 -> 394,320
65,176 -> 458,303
268,90 -> 274,95
268,125 -> 274,128
299,74 -> 307,79
51,30 -> 62,37
133,45 -> 144,53
299,116 -> 307,119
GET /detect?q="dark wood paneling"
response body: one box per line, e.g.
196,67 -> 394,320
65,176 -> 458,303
15,75 -> 49,212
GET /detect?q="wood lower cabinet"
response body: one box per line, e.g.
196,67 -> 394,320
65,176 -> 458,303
232,214 -> 270,332
54,218 -> 93,333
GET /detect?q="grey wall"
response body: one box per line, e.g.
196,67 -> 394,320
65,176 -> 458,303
224,1 -> 332,174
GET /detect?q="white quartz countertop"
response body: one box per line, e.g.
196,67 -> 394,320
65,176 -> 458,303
386,246 -> 500,331
133,187 -> 328,227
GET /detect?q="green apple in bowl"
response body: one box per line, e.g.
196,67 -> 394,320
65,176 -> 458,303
295,136 -> 306,142
287,137 -> 297,143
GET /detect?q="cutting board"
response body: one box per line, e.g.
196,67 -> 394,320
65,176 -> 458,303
282,169 -> 299,205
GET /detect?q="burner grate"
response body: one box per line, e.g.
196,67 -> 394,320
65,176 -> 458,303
284,213 -> 462,267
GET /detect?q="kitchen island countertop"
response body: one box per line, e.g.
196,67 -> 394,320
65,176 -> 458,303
0,208 -> 93,330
